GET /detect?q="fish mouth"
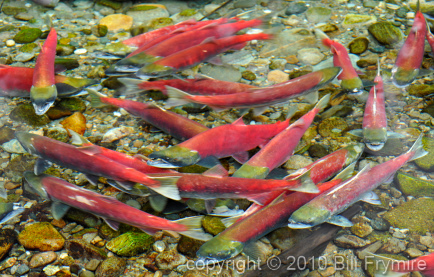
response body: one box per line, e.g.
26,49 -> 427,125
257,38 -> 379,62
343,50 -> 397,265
366,142 -> 385,151
32,100 -> 54,115
288,220 -> 314,229
346,87 -> 364,96
195,257 -> 222,266
147,159 -> 180,168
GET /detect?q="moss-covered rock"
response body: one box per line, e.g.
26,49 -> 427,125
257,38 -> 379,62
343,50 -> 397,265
65,239 -> 107,260
415,136 -> 434,171
383,198 -> 434,234
18,222 -> 65,251
92,24 -> 108,37
65,208 -> 100,228
4,155 -> 36,181
13,28 -> 42,43
98,222 -> 121,240
2,6 -> 26,16
348,37 -> 369,54
408,84 -> 434,97
148,17 -> 173,30
19,42 -> 38,53
55,98 -> 86,113
396,172 -> 434,197
95,256 -> 126,277
106,232 -> 154,256
71,228 -> 98,239
0,126 -> 15,144
241,70 -> 256,81
368,22 -> 403,46
177,236 -> 205,257
318,117 -> 348,138
44,127 -> 69,143
202,216 -> 225,236
365,137 -> 404,156
9,103 -> 50,127
364,254 -> 406,277
56,44 -> 76,56
96,0 -> 122,10
0,229 -> 16,260
55,58 -> 80,70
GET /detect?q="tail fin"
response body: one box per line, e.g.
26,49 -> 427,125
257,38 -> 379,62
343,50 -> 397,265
409,134 -> 428,161
118,78 -> 146,96
86,88 -> 109,108
314,93 -> 330,112
313,29 -> 332,48
287,169 -> 319,193
174,216 -> 213,241
148,176 -> 181,200
165,86 -> 193,108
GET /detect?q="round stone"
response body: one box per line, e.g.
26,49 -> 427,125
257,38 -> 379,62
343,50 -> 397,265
99,14 -> 133,31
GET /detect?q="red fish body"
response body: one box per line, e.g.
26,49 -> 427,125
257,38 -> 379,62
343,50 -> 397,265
136,33 -> 272,79
119,77 -> 256,96
315,29 -> 363,94
88,90 -> 208,141
148,117 -> 290,168
166,67 -> 341,114
15,132 -> 180,200
31,28 -> 58,115
24,173 -> 209,240
391,10 -> 427,87
388,252 -> 434,276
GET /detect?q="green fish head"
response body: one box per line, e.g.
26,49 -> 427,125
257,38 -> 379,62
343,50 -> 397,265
148,146 -> 201,168
391,66 -> 419,88
196,236 -> 244,264
341,77 -> 364,95
363,128 -> 387,151
23,171 -> 49,199
136,63 -> 172,79
30,85 -> 57,115
15,132 -> 38,155
344,142 -> 365,165
288,205 -> 331,229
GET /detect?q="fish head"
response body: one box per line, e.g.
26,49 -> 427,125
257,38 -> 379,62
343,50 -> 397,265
341,78 -> 364,96
30,85 -> 57,115
135,63 -> 171,80
288,205 -> 330,229
15,132 -> 38,155
344,143 -> 365,165
196,236 -> 244,265
391,66 -> 419,88
363,128 -> 387,151
148,146 -> 201,168
23,171 -> 49,199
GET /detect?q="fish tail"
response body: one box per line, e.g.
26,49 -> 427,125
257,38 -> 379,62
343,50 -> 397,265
221,215 -> 241,228
365,253 -> 408,277
314,93 -> 330,112
332,162 -> 356,181
286,169 -> 319,193
148,176 -> 181,200
118,78 -> 146,96
416,0 -> 420,12
165,86 -> 192,108
409,134 -> 428,161
314,29 -> 332,48
86,88 -> 109,108
175,215 -> 213,241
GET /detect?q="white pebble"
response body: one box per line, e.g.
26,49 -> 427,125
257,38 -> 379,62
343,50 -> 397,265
25,3 -> 32,7
74,48 -> 87,55
6,40 -> 15,47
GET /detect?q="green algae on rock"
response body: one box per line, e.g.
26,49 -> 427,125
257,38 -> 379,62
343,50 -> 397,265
305,7 -> 331,24
179,9 -> 197,17
396,172 -> 434,197
242,70 -> 256,81
365,137 -> 404,156
408,84 -> 434,97
96,0 -> 122,10
44,127 -> 69,143
65,208 -> 100,228
0,126 -> 15,144
383,198 -> 434,234
364,254 -> 407,277
350,222 -> 373,238
148,17 -> 173,30
0,229 -> 16,260
202,216 -> 225,236
342,14 -> 376,28
55,98 -> 86,113
92,24 -> 108,38
19,43 -> 38,53
95,256 -> 126,277
99,222 -> 121,240
13,28 -> 42,43
368,22 -> 403,46
18,222 -> 65,251
4,155 -> 36,182
106,232 -> 154,256
318,117 -> 348,138
348,37 -> 369,54
415,136 -> 434,172
65,239 -> 107,260
177,236 -> 205,257
9,103 -> 50,127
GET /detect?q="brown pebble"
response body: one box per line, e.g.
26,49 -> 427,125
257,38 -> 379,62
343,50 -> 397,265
267,70 -> 289,83
51,219 -> 67,229
61,112 -> 87,136
132,140 -> 144,148
29,251 -> 57,268
85,259 -> 101,271
4,182 -> 20,190
285,55 -> 299,64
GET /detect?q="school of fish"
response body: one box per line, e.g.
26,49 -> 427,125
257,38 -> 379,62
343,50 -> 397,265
1,4 -> 433,276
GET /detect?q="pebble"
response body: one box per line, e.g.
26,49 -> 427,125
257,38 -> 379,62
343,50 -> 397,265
99,14 -> 133,31
155,249 -> 187,271
18,222 -> 65,251
284,155 -> 313,170
405,247 -> 424,258
15,264 -> 29,275
85,259 -> 101,271
102,126 -> 135,143
5,40 -> 14,47
14,53 -> 35,62
334,234 -> 367,248
74,48 -> 87,55
43,264 -> 61,275
153,241 -> 166,253
296,48 -> 324,65
285,2 -> 308,15
379,237 -> 407,254
29,251 -> 57,268
1,139 -> 26,154
267,70 -> 289,83
420,235 -> 434,248
305,7 -> 331,24
95,256 -> 126,277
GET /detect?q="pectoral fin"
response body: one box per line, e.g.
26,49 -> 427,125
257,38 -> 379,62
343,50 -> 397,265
51,202 -> 70,220
326,215 -> 353,227
359,191 -> 381,205
34,158 -> 52,175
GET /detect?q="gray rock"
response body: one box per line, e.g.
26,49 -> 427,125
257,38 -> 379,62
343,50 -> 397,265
297,48 -> 324,65
14,53 -> 35,62
54,2 -> 73,12
73,0 -> 93,10
420,236 -> 434,248
286,2 -> 308,15
127,5 -> 170,25
16,264 -> 29,275
95,256 -> 125,277
156,249 -> 187,271
1,139 -> 26,154
363,0 -> 377,8
334,234 -> 367,248
29,251 -> 57,268
199,64 -> 242,82
221,50 -> 255,66
234,0 -> 256,9
379,238 -> 407,254
305,7 -> 331,24
283,155 -> 313,170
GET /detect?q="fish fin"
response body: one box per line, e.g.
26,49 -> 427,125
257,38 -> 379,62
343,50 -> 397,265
326,215 -> 353,227
232,117 -> 245,126
51,202 -> 71,220
148,176 -> 181,200
252,106 -> 268,116
165,86 -> 192,108
149,194 -> 168,212
211,206 -> 244,217
194,73 -> 214,80
103,218 -> 120,231
92,51 -> 124,60
286,104 -> 298,120
197,156 -> 221,168
386,131 -> 406,139
348,129 -> 363,137
313,28 -> 332,47
76,145 -> 101,156
383,174 -> 394,185
366,252 -> 407,277
237,108 -> 250,116
359,191 -> 381,205
139,227 -> 159,236
0,207 -> 25,225
34,158 -> 52,175
133,154 -> 149,162
409,134 -> 428,161
207,56 -> 223,66
118,78 -> 145,95
332,162 -> 356,181
0,64 -> 10,69
315,93 -> 330,111
203,164 -> 229,178
231,151 -> 249,164
284,169 -> 319,193
55,83 -> 79,96
221,216 -> 241,228
248,192 -> 274,205
175,215 -> 213,241
243,241 -> 268,263
86,88 -> 110,108
302,90 -> 318,104
69,129 -> 91,146
205,199 -> 217,214
84,174 -> 100,186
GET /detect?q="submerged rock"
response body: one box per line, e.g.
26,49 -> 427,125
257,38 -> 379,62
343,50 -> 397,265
9,103 -> 50,127
368,22 -> 403,46
65,239 -> 107,260
155,249 -> 187,271
201,216 -> 225,236
348,37 -> 369,54
0,126 -> 15,144
95,256 -> 126,277
0,229 -> 16,260
60,112 -> 87,136
99,14 -> 133,32
396,172 -> 434,197
415,136 -> 434,171
18,222 -> 65,251
305,7 -> 331,24
29,251 -> 57,268
13,28 -> 42,43
106,232 -> 154,256
318,117 -> 348,138
342,14 -> 376,28
408,84 -> 434,97
177,236 -> 205,257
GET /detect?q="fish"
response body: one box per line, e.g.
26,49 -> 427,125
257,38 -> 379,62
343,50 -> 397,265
147,116 -> 291,168
391,0 -> 427,88
0,202 -> 26,225
15,132 -> 180,200
195,164 -> 355,265
135,33 -> 272,79
369,252 -> 434,277
118,76 -> 256,96
349,63 -> 404,151
426,27 -> 434,56
165,67 -> 341,115
288,134 -> 428,229
87,89 -> 209,141
233,94 -> 331,180
23,172 -> 211,241
0,65 -> 97,98
112,19 -> 263,72
30,28 -> 58,115
314,29 -> 363,95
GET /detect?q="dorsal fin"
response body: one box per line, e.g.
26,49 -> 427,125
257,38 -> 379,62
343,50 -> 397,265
0,64 -> 11,69
203,164 -> 228,178
232,117 -> 245,126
